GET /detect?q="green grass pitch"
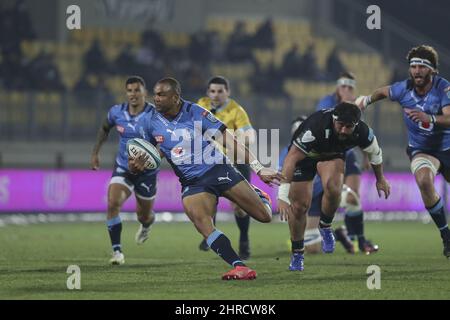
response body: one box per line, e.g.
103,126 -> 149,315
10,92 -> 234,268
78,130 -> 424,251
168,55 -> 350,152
0,220 -> 449,299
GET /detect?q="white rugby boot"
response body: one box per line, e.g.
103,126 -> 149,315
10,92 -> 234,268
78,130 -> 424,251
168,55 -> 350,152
135,224 -> 151,245
109,251 -> 125,265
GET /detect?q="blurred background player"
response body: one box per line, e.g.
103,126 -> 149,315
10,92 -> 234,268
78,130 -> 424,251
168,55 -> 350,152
133,77 -> 280,280
278,103 -> 390,271
197,76 -> 256,260
91,76 -> 158,265
278,116 -> 354,254
356,45 -> 450,258
316,72 -> 379,254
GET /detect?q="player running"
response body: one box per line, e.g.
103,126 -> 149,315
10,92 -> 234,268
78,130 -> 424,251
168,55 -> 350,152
91,76 -> 158,265
278,102 -> 390,271
355,45 -> 450,258
197,76 -> 256,260
315,72 -> 379,254
130,77 -> 281,280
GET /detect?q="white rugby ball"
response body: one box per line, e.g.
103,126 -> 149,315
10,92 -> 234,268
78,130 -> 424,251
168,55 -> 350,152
126,138 -> 161,170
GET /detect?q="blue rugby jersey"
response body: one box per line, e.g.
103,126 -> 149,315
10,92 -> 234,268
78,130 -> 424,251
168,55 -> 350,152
139,100 -> 228,183
316,93 -> 338,111
107,102 -> 158,173
389,75 -> 450,151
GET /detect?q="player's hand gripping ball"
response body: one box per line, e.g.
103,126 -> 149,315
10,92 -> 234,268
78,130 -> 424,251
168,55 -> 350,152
126,138 -> 161,170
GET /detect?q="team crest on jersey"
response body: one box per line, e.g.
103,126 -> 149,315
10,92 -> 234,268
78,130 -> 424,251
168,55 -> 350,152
171,146 -> 185,157
301,130 -> 316,143
203,110 -> 218,123
116,125 -> 125,133
155,135 -> 164,143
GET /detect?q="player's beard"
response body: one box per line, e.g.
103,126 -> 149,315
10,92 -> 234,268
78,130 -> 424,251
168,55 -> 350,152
337,133 -> 351,141
411,72 -> 432,88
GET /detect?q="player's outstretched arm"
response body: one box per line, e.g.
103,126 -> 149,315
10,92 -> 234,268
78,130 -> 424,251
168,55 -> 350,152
220,129 -> 284,186
362,136 -> 391,199
355,86 -> 390,110
91,118 -> 113,170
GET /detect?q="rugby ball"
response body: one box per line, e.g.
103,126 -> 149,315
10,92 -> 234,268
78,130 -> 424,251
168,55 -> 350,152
126,138 -> 161,170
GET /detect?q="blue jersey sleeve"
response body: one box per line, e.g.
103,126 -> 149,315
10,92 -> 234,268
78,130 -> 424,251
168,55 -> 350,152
438,80 -> 450,108
315,94 -> 336,111
389,80 -> 407,102
107,104 -> 122,126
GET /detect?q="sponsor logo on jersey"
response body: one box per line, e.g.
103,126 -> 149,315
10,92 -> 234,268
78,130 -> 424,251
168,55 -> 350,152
155,135 -> 164,143
301,130 -> 316,143
116,125 -> 125,133
203,110 -> 218,123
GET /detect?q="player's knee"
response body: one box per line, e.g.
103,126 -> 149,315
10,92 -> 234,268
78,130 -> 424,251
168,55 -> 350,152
233,207 -> 247,218
291,200 -> 310,217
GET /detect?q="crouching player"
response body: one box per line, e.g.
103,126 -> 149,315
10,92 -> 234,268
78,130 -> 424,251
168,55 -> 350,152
278,103 -> 390,271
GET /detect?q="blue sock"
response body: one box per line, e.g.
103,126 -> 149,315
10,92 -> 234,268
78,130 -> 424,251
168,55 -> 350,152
426,198 -> 450,240
207,229 -> 245,267
107,216 -> 122,252
234,214 -> 250,243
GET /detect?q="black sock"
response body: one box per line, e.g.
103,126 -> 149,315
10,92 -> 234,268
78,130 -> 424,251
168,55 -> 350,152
291,240 -> 304,253
207,230 -> 245,267
234,214 -> 250,243
426,198 -> 450,239
107,217 -> 122,252
345,210 -> 364,241
319,211 -> 334,228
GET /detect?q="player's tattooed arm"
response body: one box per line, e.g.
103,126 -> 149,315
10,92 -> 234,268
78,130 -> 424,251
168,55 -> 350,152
91,118 -> 114,170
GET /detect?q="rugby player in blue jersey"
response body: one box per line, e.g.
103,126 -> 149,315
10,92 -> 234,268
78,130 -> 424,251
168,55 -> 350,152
91,76 -> 158,265
130,77 -> 281,280
356,45 -> 450,258
315,72 -> 379,254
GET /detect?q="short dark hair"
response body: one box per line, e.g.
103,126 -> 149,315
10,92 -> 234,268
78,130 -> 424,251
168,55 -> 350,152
207,76 -> 230,90
406,45 -> 439,70
125,76 -> 146,88
339,71 -> 355,80
156,77 -> 181,95
333,102 -> 361,125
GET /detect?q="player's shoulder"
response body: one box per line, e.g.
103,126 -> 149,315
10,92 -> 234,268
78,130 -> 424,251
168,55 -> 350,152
228,98 -> 248,115
316,94 -> 336,110
434,76 -> 450,93
390,78 -> 411,91
108,102 -> 126,114
197,97 -> 211,109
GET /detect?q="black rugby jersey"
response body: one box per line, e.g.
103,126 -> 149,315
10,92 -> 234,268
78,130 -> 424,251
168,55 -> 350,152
291,109 -> 375,160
